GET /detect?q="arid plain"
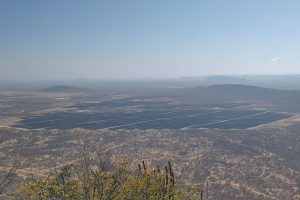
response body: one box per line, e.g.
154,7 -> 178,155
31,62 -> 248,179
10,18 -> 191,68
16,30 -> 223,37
1,85 -> 300,199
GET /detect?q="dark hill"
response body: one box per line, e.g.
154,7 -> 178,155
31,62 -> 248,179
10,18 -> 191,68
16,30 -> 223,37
177,84 -> 300,110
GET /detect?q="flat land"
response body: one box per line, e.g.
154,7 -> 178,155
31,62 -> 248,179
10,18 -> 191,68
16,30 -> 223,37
0,89 -> 299,200
8,95 -> 290,130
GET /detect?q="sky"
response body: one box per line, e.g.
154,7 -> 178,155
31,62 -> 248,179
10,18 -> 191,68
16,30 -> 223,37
0,0 -> 300,81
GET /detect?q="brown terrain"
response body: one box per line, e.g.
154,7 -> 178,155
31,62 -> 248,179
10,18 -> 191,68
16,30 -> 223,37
0,86 -> 299,199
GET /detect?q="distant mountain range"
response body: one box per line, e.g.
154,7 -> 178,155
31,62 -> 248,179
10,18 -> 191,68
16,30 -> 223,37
181,75 -> 300,90
41,85 -> 92,93
41,83 -> 300,111
202,75 -> 250,85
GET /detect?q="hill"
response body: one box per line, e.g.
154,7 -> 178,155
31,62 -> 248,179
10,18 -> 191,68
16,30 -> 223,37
176,84 -> 300,111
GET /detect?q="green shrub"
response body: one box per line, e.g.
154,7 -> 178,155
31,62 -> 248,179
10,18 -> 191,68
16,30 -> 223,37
15,149 -> 200,200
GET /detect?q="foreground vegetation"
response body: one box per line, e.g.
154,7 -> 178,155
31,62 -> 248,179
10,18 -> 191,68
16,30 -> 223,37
11,146 -> 201,200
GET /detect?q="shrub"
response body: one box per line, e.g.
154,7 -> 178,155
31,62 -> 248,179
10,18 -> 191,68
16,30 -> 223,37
15,148 -> 200,200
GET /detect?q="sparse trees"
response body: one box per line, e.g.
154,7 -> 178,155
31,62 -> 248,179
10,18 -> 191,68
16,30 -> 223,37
0,138 -> 18,195
15,145 -> 200,200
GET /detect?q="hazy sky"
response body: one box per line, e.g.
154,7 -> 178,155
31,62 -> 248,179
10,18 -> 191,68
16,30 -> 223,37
1,0 -> 300,80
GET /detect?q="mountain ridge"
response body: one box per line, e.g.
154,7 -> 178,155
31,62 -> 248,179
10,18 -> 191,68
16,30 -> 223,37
41,85 -> 92,93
